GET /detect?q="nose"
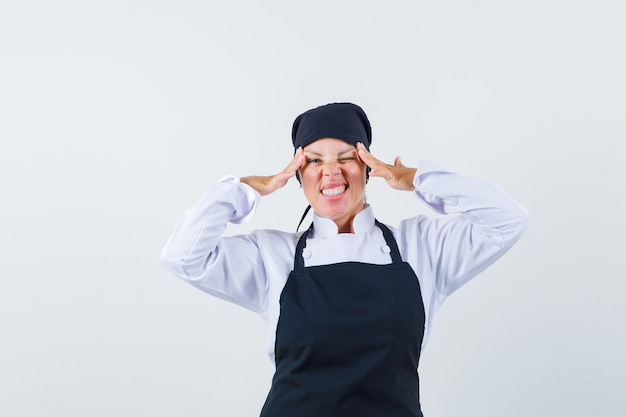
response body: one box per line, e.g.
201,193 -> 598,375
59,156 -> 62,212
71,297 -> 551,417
322,162 -> 341,177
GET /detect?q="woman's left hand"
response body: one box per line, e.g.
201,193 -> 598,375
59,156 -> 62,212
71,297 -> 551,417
356,142 -> 417,191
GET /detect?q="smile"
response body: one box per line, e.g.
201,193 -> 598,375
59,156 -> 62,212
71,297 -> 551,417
321,185 -> 346,197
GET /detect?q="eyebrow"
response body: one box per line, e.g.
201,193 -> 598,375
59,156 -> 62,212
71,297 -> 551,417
304,148 -> 356,157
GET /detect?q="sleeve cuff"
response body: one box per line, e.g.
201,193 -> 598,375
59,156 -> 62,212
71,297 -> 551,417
412,159 -> 457,214
218,175 -> 261,224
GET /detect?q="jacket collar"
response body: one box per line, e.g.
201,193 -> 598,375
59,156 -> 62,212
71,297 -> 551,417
311,204 -> 374,237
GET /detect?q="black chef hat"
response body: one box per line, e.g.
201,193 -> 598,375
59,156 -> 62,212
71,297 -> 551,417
291,102 -> 372,151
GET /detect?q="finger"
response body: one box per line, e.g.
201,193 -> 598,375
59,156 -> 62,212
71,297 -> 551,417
356,142 -> 371,159
394,156 -> 404,167
359,143 -> 393,179
285,147 -> 304,173
292,148 -> 306,176
356,142 -> 379,168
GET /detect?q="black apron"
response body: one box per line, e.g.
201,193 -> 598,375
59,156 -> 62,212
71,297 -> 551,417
260,220 -> 426,417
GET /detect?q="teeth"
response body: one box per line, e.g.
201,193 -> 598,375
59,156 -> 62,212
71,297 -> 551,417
322,186 -> 346,197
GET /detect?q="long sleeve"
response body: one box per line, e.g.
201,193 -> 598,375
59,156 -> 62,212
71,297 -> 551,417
160,175 -> 270,312
398,159 -> 530,298
161,161 -> 529,360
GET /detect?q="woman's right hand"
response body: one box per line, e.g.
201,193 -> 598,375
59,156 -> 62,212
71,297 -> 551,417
240,147 -> 305,196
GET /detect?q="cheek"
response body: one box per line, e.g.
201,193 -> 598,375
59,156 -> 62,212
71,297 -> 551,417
300,166 -> 319,184
300,169 -> 319,197
348,164 -> 367,185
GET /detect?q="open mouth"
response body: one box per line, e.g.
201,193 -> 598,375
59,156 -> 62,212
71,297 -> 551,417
321,185 -> 347,197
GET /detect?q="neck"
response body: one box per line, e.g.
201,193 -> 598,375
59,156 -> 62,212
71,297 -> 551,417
334,206 -> 364,233
336,220 -> 354,234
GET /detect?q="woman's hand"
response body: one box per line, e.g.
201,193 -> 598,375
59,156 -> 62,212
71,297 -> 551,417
356,142 -> 417,191
240,147 -> 305,196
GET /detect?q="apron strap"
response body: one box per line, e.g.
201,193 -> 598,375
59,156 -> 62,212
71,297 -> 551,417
293,223 -> 313,272
375,220 -> 403,264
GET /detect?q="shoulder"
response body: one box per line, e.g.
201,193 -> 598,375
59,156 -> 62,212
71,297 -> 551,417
386,214 -> 443,237
243,228 -> 305,252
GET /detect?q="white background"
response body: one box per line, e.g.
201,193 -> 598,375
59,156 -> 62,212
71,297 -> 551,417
1,0 -> 625,416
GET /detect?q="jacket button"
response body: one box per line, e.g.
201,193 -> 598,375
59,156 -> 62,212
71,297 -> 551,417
302,248 -> 312,259
381,245 -> 391,254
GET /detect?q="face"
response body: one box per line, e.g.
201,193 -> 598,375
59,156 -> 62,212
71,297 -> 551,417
300,138 -> 367,232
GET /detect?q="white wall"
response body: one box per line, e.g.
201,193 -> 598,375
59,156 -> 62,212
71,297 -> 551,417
1,1 -> 624,415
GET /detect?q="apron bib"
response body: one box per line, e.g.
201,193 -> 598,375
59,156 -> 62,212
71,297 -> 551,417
261,221 -> 426,417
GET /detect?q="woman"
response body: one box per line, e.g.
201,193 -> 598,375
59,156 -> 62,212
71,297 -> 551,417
161,103 -> 529,416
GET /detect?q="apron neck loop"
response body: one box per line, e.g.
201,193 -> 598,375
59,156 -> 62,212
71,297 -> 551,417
296,205 -> 312,232
374,220 -> 403,264
294,223 -> 313,272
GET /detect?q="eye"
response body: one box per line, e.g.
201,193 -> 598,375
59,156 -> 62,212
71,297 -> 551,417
307,158 -> 321,164
339,157 -> 355,162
